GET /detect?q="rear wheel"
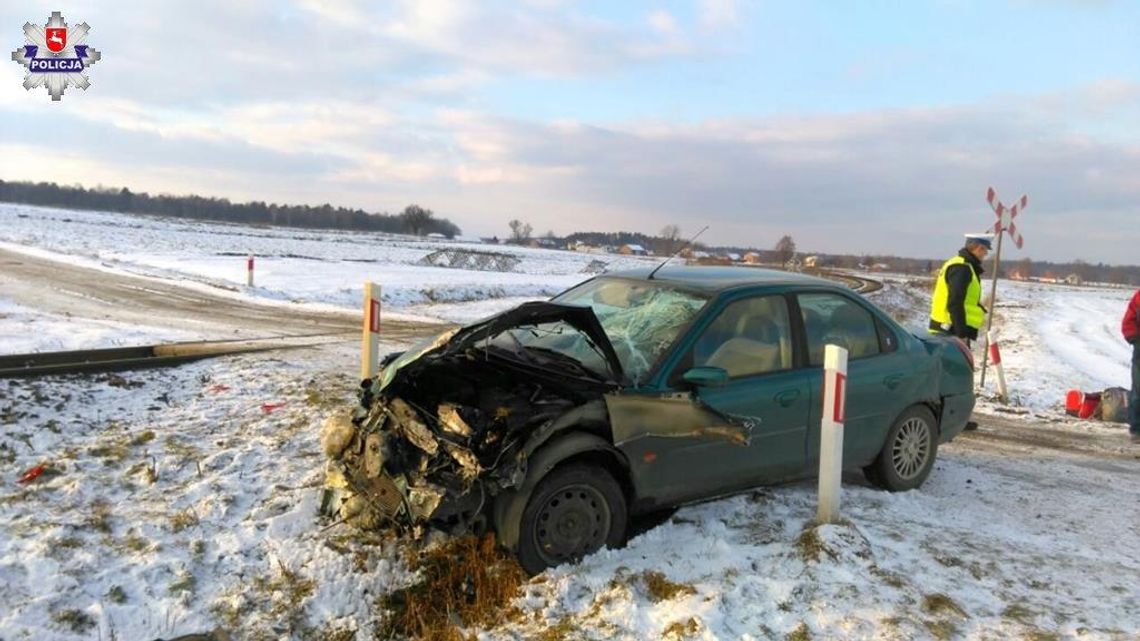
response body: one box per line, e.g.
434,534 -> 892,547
516,463 -> 627,575
865,406 -> 938,491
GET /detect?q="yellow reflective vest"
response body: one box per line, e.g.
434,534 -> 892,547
929,255 -> 984,332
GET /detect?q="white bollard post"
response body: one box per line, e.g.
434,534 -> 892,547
360,281 -> 381,381
817,344 -> 848,524
247,254 -> 255,287
987,330 -> 1008,403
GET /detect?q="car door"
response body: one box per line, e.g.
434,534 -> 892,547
613,293 -> 812,504
797,291 -> 917,467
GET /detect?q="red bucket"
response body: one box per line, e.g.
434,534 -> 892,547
1078,392 -> 1101,419
1065,389 -> 1082,417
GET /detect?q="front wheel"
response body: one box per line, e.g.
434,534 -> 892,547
865,406 -> 938,491
516,463 -> 627,575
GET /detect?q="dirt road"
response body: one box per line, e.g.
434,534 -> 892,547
962,410 -> 1140,467
0,247 -> 440,343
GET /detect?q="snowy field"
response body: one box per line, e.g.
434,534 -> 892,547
2,204 -> 1139,639
0,203 -> 657,322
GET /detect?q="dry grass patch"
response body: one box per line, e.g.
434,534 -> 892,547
170,508 -> 199,532
376,535 -> 526,641
51,608 -> 96,633
922,593 -> 967,618
642,570 -> 697,602
663,617 -> 702,639
130,429 -> 156,447
168,570 -> 197,596
795,527 -> 830,563
533,617 -> 579,641
254,561 -> 316,621
922,619 -> 959,641
85,499 -> 113,533
785,622 -> 812,641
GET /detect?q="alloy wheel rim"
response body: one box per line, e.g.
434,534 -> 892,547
533,483 -> 610,566
891,417 -> 931,480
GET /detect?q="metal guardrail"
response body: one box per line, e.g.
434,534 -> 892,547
0,333 -> 353,378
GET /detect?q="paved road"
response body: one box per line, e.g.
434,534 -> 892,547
0,247 -> 440,343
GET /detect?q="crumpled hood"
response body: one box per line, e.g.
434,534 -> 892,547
378,301 -> 625,390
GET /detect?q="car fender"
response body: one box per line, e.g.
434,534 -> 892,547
492,430 -> 627,552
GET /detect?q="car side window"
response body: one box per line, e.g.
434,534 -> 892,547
798,293 -> 882,364
876,316 -> 899,354
691,295 -> 793,378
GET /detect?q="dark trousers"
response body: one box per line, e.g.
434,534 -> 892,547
1131,344 -> 1140,435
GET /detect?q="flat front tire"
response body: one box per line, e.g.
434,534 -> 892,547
516,463 -> 627,575
865,405 -> 938,492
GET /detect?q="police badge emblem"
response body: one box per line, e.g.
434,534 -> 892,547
10,11 -> 101,101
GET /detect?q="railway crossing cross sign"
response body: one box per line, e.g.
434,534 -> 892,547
987,187 -> 1027,249
979,186 -> 1029,389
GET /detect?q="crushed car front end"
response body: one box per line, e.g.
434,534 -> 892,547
319,302 -> 625,538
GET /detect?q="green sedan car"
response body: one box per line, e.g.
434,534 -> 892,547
320,266 -> 976,574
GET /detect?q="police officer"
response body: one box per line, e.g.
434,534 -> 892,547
929,233 -> 991,345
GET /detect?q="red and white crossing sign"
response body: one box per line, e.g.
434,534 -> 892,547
986,187 -> 1027,249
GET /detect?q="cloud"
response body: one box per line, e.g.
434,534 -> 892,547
648,10 -> 680,35
699,0 -> 742,29
5,83 -> 1140,262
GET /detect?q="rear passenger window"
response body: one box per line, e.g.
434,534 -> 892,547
798,293 -> 882,364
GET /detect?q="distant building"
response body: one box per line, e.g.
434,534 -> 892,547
743,252 -> 763,264
618,243 -> 647,256
725,252 -> 742,262
804,255 -> 818,268
1065,274 -> 1083,286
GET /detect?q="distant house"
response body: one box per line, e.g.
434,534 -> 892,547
1065,274 -> 1083,286
743,252 -> 763,264
1008,269 -> 1027,281
725,253 -> 742,262
426,232 -> 447,239
804,255 -> 818,268
618,243 -> 648,256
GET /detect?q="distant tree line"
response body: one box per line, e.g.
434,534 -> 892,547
562,228 -> 708,255
0,180 -> 462,238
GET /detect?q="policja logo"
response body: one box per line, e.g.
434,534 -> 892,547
10,11 -> 101,101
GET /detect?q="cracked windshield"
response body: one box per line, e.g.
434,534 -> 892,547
500,279 -> 708,383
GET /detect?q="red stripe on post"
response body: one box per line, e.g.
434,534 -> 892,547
247,257 -> 254,271
369,299 -> 381,333
989,341 -> 1001,365
833,372 -> 846,423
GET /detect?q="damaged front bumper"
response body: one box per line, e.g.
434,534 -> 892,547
319,397 -> 500,537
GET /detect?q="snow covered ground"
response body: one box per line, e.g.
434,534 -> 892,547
0,203 -> 656,322
1,205 -> 1138,639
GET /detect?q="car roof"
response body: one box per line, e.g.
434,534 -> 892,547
603,265 -> 836,293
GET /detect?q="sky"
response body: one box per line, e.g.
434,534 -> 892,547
1,1 -> 1138,264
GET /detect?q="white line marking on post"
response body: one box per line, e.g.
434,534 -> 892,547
817,344 -> 848,524
246,254 -> 254,287
987,330 -> 1008,402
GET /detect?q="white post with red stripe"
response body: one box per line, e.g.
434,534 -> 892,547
987,330 -> 1008,403
360,281 -> 381,380
246,254 -> 255,287
817,344 -> 848,524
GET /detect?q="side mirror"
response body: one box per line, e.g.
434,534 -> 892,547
682,366 -> 729,388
